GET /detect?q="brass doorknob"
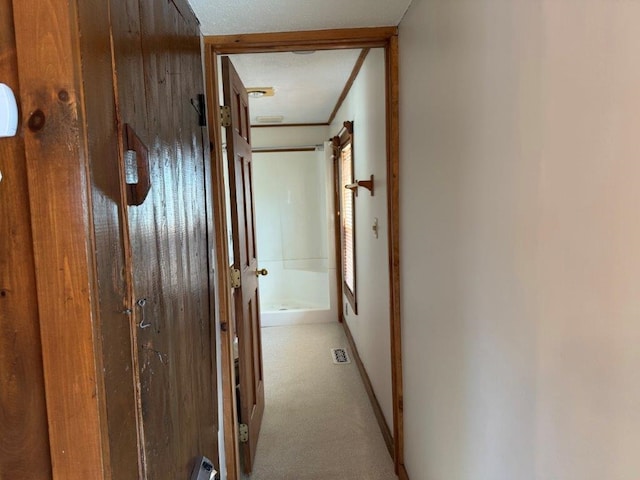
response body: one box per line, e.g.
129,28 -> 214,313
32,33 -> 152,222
255,268 -> 268,277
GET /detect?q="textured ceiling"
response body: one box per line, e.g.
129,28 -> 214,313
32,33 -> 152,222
189,0 -> 412,35
227,50 -> 363,125
192,0 -> 411,125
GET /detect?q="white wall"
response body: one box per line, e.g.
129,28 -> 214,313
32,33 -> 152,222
253,150 -> 327,266
253,149 -> 330,310
330,48 -> 393,430
400,1 -> 640,479
252,125 -> 328,149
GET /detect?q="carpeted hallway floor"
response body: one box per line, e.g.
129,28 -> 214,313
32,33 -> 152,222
242,322 -> 397,480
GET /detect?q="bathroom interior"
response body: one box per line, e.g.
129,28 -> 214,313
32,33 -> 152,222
221,49 -> 369,329
251,136 -> 339,327
223,124 -> 339,327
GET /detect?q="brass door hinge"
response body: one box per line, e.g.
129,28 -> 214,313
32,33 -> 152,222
239,423 -> 249,443
220,105 -> 231,127
230,268 -> 241,289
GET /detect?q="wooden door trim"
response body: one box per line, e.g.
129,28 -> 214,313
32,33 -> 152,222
0,0 -> 52,474
204,48 -> 242,480
386,34 -> 404,473
205,27 -> 397,53
204,26 -> 405,478
328,48 -> 370,125
331,139 -> 345,325
12,0 -> 110,477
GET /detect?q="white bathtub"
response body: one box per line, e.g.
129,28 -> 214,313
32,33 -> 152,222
258,260 -> 338,327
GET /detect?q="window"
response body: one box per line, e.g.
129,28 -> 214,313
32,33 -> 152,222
334,121 -> 357,313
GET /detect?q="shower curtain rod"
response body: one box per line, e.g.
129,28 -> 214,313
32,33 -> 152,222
221,144 -> 325,152
251,144 -> 324,153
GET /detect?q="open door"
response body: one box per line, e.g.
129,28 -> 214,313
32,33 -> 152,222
221,56 -> 266,474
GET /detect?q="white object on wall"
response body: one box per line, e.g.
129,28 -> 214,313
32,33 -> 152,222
0,83 -> 18,138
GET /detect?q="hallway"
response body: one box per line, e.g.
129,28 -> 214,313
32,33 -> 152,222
243,323 -> 397,479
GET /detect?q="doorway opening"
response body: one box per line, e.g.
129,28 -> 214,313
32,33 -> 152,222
251,143 -> 336,327
204,28 -> 405,480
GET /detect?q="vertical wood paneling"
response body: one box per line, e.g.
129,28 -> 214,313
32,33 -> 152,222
0,1 -> 52,478
4,2 -> 218,479
112,1 -> 219,477
11,0 -> 108,477
77,0 -> 141,478
108,1 -> 152,477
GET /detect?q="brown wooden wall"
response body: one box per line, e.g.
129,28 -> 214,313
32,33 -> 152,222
77,0 -> 140,476
1,0 -> 219,478
0,0 -> 52,477
108,0 -> 219,477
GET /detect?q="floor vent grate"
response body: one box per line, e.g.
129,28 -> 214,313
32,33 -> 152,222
331,348 -> 351,364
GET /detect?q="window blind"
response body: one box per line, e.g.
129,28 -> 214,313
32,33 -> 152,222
341,143 -> 355,295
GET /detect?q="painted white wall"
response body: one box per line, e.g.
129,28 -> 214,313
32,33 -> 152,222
253,150 -> 330,309
252,125 -> 329,149
253,151 -> 327,264
330,48 -> 393,431
400,1 -> 640,479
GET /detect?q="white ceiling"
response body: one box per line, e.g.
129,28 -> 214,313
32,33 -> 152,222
190,0 -> 412,125
188,0 -> 412,36
228,50 -> 363,125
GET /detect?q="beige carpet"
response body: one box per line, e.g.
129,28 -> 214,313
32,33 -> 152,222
243,322 -> 397,480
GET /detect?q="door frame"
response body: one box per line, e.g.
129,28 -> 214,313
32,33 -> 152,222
204,27 -> 406,480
